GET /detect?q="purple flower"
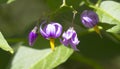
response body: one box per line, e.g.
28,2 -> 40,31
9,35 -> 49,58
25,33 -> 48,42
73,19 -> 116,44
81,10 -> 102,37
81,10 -> 99,28
61,27 -> 80,51
40,22 -> 62,39
40,21 -> 62,51
29,26 -> 38,46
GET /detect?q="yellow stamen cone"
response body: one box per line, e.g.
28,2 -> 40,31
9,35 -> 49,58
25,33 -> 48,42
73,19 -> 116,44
50,38 -> 55,51
94,25 -> 102,38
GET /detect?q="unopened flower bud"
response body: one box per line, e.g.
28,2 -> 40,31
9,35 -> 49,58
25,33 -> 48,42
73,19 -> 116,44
81,10 -> 99,28
28,26 -> 38,46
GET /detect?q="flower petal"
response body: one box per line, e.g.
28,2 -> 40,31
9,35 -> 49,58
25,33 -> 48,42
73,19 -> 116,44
60,39 -> 69,46
52,23 -> 62,38
70,43 -> 79,51
46,24 -> 56,38
68,31 -> 79,51
82,17 -> 94,28
40,21 -> 48,38
71,33 -> 80,45
62,27 -> 75,40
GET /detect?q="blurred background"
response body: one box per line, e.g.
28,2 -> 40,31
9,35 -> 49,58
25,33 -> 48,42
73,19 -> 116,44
0,0 -> 120,69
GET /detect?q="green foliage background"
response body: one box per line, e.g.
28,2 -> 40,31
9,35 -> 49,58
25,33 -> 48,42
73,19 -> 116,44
0,0 -> 120,69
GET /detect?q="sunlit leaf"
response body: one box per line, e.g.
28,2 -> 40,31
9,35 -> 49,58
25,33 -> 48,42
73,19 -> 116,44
96,1 -> 120,33
10,45 -> 73,69
0,32 -> 14,54
0,0 -> 14,4
7,0 -> 15,4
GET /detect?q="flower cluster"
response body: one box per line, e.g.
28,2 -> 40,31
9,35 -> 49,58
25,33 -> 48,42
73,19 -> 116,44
28,10 -> 99,51
28,22 -> 80,51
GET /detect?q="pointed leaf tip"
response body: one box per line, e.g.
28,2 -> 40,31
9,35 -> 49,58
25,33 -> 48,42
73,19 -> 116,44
0,32 -> 14,54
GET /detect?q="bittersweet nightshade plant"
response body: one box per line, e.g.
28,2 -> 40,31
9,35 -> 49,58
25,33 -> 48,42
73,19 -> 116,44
81,10 -> 102,37
28,26 -> 38,46
40,21 -> 62,51
61,27 -> 80,51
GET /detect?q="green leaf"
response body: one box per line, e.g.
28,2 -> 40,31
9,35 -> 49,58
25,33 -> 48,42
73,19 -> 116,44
96,1 -> 120,33
0,0 -> 14,4
10,45 -> 73,69
7,0 -> 15,4
0,32 -> 14,54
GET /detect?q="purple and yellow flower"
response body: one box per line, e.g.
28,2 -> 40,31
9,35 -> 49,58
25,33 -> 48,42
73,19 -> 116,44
81,10 -> 101,37
40,21 -> 62,51
29,26 -> 38,46
60,27 -> 80,51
